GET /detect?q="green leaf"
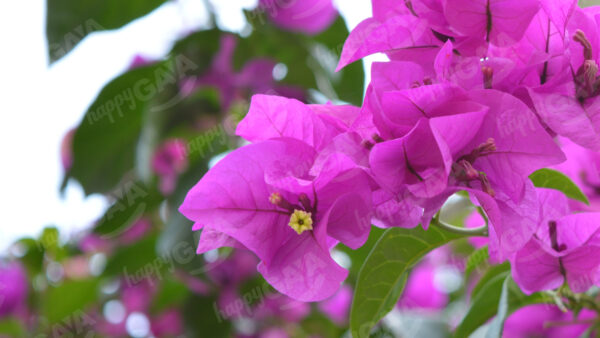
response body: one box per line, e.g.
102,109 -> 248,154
455,268 -> 550,337
350,226 -> 466,338
241,12 -> 364,105
530,168 -> 589,205
67,62 -> 171,195
150,278 -> 189,313
486,276 -> 510,338
465,245 -> 489,278
93,181 -> 162,237
337,226 -> 386,283
47,0 -> 166,62
308,17 -> 365,105
0,318 -> 26,337
182,294 -> 231,337
42,279 -> 99,324
103,235 -> 159,276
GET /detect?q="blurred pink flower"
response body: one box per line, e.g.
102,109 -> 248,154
151,308 -> 184,337
259,0 -> 338,35
0,262 -> 28,318
119,218 -> 152,245
317,285 -> 352,325
152,138 -> 188,195
397,262 -> 447,312
180,35 -> 304,111
504,304 -> 596,337
60,128 -> 75,171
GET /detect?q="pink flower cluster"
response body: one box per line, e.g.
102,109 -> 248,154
180,0 -> 600,301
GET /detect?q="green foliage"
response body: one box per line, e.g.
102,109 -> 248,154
92,181 -> 162,237
455,265 -> 550,337
465,245 -> 489,278
242,13 -> 365,105
66,62 -> 172,195
42,279 -> 99,324
530,168 -> 589,205
103,235 -> 158,276
0,319 -> 26,337
350,225 -> 466,338
46,0 -> 166,62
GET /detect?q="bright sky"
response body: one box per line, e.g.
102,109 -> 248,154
0,0 -> 378,251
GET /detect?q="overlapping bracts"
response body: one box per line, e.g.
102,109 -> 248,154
180,0 -> 600,301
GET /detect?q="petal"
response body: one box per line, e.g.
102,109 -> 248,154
467,89 -> 566,202
370,119 -> 451,198
236,95 -> 338,150
511,238 -> 564,294
196,227 -> 244,254
316,168 -> 373,249
257,234 -> 348,302
563,245 -> 600,292
179,139 -> 316,264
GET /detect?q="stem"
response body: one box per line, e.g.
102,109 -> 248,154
431,218 -> 488,237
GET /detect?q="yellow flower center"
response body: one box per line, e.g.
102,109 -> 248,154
288,209 -> 313,235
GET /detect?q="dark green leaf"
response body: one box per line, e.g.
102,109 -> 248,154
182,294 -> 231,337
350,226 -> 465,338
103,235 -> 159,276
93,181 -> 162,237
47,0 -> 166,62
311,17 -> 365,105
455,268 -> 550,337
530,168 -> 589,205
67,62 -> 171,195
150,278 -> 189,314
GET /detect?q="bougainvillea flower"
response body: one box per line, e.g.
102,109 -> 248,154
363,75 -> 489,140
237,95 -> 352,150
152,138 -> 188,195
369,112 -> 487,199
444,0 -> 540,46
523,8 -> 600,150
179,138 -> 372,301
397,261 -> 447,311
150,309 -> 184,338
457,90 -> 565,201
337,9 -> 442,72
180,35 -> 303,110
259,0 -> 338,35
238,95 -> 371,170
528,73 -> 600,151
0,262 -> 27,318
317,285 -> 352,325
253,293 -> 310,323
504,305 -> 596,338
119,218 -> 152,245
511,189 -> 600,293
